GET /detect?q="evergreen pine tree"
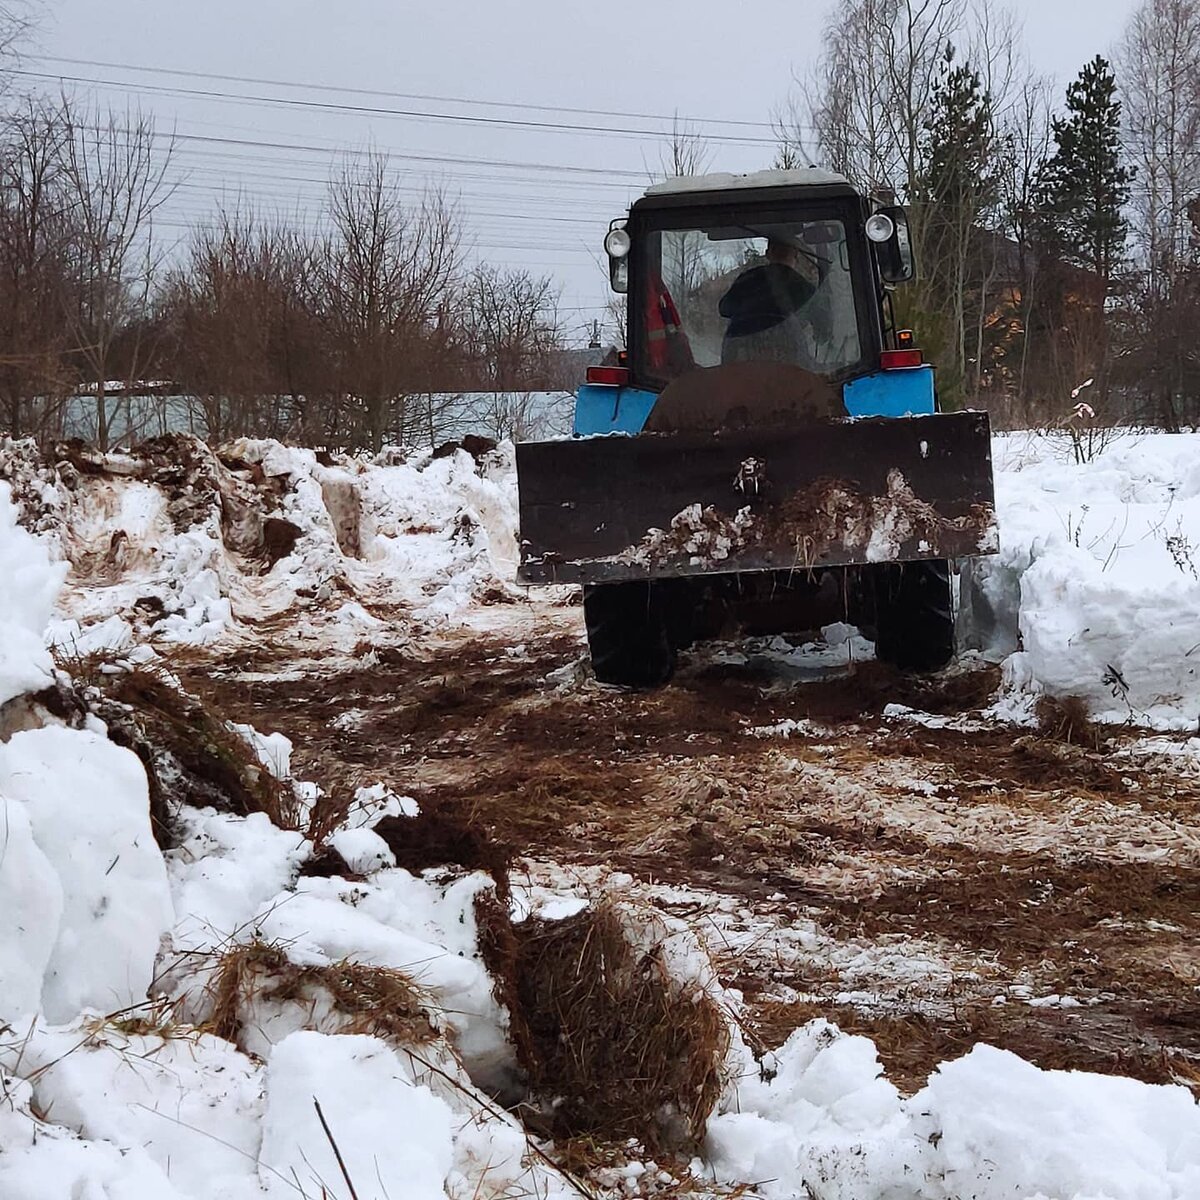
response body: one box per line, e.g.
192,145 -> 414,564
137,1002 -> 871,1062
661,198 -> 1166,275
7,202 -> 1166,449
1036,56 -> 1133,290
911,46 -> 998,403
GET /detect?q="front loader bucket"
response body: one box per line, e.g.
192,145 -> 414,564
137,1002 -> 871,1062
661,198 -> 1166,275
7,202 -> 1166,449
516,411 -> 997,585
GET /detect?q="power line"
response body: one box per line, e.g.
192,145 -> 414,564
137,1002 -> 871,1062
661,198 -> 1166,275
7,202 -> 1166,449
30,54 -> 777,132
15,68 -> 780,146
114,124 -> 654,185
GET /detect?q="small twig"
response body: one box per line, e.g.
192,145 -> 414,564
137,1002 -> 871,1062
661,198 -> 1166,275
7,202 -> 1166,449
313,1098 -> 360,1200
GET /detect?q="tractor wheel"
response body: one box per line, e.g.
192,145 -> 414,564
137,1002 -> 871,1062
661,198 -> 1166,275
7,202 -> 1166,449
872,560 -> 955,672
583,581 -> 676,687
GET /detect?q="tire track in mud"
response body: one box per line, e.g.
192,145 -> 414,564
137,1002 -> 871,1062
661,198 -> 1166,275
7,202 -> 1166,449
174,606 -> 1200,1093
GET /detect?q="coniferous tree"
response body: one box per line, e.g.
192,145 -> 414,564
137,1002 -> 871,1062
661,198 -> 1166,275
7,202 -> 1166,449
1036,56 -> 1133,291
911,47 -> 999,404
1029,57 -> 1134,408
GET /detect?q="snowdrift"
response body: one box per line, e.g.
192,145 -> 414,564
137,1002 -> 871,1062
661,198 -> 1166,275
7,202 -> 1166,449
969,431 -> 1200,729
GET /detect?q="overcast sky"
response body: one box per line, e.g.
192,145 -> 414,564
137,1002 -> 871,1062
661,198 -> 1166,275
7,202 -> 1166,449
26,0 -> 1140,344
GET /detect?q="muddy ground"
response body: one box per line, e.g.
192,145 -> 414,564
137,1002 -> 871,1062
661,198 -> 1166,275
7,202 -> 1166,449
172,597 -> 1200,1095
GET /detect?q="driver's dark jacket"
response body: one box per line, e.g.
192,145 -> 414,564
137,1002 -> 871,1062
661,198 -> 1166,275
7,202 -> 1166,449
718,263 -> 815,337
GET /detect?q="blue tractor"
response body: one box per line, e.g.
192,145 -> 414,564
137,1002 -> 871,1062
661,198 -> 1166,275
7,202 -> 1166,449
517,169 -> 998,686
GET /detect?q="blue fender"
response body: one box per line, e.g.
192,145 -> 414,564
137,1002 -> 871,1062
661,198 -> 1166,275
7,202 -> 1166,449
571,365 -> 937,435
573,383 -> 660,435
842,366 -> 936,417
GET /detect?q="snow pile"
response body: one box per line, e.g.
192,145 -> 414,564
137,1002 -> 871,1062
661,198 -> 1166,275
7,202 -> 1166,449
0,728 -> 173,1024
2,436 -> 521,652
0,483 -> 173,1030
971,431 -> 1200,728
0,482 -> 67,708
708,1020 -> 1200,1199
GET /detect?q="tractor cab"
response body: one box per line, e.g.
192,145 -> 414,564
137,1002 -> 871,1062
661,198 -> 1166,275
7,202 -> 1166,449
578,169 -> 930,436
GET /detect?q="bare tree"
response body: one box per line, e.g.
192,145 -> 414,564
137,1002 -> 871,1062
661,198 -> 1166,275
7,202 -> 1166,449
994,74 -> 1054,410
163,209 -> 327,441
1119,0 -> 1200,282
460,264 -> 563,391
800,0 -> 967,205
0,3 -> 32,98
0,97 -> 75,438
59,101 -> 177,450
1117,0 -> 1200,426
318,152 -> 462,451
654,115 -> 712,181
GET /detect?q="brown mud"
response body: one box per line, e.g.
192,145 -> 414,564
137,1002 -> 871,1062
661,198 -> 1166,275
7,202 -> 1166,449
172,605 -> 1200,1095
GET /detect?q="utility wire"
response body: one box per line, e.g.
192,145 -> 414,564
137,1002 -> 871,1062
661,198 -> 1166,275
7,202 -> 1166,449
30,54 -> 779,132
15,68 -> 780,145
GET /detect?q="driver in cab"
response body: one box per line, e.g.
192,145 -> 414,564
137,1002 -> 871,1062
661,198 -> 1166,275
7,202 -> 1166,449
718,238 -> 824,368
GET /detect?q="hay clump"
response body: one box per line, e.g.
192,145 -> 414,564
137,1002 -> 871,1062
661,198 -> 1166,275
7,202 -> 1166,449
508,899 -> 731,1150
1036,693 -> 1103,749
206,941 -> 439,1050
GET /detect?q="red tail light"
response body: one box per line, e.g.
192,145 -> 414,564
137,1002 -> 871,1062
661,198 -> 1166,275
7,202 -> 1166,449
586,365 -> 631,386
880,348 -> 923,369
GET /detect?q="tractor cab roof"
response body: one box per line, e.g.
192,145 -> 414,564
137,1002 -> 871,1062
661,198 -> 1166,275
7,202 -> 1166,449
633,168 -> 860,214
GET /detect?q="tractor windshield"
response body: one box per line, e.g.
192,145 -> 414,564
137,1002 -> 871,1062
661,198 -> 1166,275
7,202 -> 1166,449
636,217 -> 867,388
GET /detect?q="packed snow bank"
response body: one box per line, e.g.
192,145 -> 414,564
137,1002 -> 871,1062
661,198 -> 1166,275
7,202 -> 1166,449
259,1032 -> 454,1200
708,1020 -> 1200,1199
0,1022 -> 262,1199
0,727 -> 173,1023
0,481 -> 172,1029
0,483 -> 66,708
970,431 -> 1200,728
1,435 -> 522,650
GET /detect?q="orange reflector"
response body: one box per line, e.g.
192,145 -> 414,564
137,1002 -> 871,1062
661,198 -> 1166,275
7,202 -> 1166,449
880,348 -> 923,369
586,365 -> 631,386
896,328 -> 915,348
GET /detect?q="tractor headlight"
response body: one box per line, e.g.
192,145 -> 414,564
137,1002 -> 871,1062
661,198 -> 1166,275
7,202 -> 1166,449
865,213 -> 896,243
604,227 -> 632,259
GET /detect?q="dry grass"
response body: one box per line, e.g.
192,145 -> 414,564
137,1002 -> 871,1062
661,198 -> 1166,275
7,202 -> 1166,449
206,941 -> 439,1049
507,900 -> 731,1151
1036,693 -> 1104,750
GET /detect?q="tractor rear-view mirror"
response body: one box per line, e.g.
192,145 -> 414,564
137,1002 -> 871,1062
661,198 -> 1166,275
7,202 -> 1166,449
876,206 -> 915,285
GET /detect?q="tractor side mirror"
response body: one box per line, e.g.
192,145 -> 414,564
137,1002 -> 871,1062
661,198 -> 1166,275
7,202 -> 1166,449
875,206 -> 915,285
605,223 -> 630,294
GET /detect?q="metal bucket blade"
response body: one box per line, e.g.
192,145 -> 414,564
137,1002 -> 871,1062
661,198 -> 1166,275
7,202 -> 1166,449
516,411 -> 997,585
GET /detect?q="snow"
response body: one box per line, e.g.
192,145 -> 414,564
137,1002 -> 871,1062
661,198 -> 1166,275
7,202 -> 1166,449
644,167 -> 851,196
259,1031 -> 454,1200
329,825 -> 398,872
0,482 -> 67,708
32,437 -> 523,653
0,727 -> 173,1025
708,1022 -> 1200,1199
974,431 -> 1200,729
0,797 -> 62,1023
0,1022 -> 263,1199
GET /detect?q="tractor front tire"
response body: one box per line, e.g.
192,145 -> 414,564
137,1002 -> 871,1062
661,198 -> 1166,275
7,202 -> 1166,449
872,560 -> 955,672
583,581 -> 676,687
